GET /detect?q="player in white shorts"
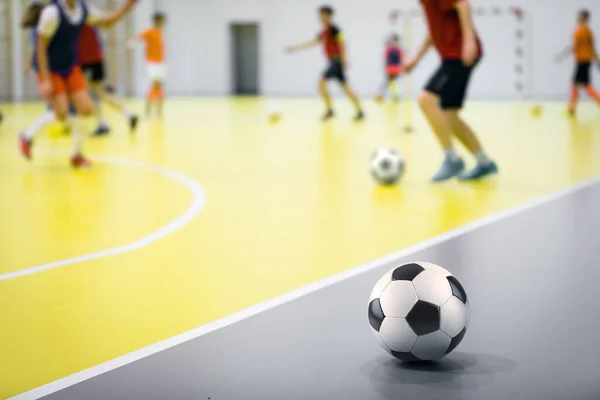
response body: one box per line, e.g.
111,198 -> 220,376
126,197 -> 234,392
129,12 -> 166,116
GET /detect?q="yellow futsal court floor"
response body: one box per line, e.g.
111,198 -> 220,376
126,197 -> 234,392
0,98 -> 599,398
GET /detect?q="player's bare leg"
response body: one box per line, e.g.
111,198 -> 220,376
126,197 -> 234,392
155,81 -> 164,117
417,91 -> 464,181
319,78 -> 334,120
91,82 -> 138,132
69,90 -> 97,168
568,84 -> 579,117
445,110 -> 497,180
583,85 -> 600,105
341,83 -> 364,121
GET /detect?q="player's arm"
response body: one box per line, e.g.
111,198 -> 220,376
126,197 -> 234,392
286,36 -> 320,52
35,6 -> 58,83
454,0 -> 478,65
89,0 -> 137,28
592,35 -> 600,68
404,34 -> 432,72
333,27 -> 348,67
554,45 -> 573,63
455,0 -> 475,44
127,31 -> 146,49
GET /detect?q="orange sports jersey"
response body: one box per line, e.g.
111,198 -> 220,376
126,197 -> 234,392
139,28 -> 165,63
573,25 -> 595,63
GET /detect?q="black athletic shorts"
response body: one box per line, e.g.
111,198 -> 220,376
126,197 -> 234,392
424,58 -> 479,110
323,59 -> 346,83
82,61 -> 105,83
573,62 -> 591,85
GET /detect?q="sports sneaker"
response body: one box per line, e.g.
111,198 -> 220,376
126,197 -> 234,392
321,109 -> 334,121
19,134 -> 33,160
459,161 -> 498,181
71,154 -> 92,168
92,124 -> 110,136
431,158 -> 465,182
129,115 -> 139,132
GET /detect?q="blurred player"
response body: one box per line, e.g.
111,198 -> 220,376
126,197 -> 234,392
129,12 -> 166,117
404,0 -> 497,181
19,0 -> 137,167
20,0 -> 64,139
79,23 -> 138,135
556,10 -> 600,118
376,34 -> 404,102
286,5 -> 364,121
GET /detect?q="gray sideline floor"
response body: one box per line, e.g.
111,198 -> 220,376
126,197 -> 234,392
44,182 -> 600,400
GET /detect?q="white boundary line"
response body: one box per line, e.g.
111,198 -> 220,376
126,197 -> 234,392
0,155 -> 207,282
9,175 -> 600,400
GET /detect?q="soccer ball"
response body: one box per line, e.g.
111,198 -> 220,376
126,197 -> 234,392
266,103 -> 282,123
368,261 -> 469,361
370,148 -> 404,185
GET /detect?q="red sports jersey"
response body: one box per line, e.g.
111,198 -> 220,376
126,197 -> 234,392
317,25 -> 343,60
420,0 -> 482,60
78,24 -> 103,65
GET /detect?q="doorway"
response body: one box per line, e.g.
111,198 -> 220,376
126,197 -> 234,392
231,23 -> 260,95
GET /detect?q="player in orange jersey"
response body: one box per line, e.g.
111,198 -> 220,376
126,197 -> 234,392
129,12 -> 166,116
557,10 -> 600,117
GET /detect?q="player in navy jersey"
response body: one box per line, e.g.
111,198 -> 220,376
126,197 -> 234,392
376,34 -> 404,102
19,0 -> 137,168
286,5 -> 364,121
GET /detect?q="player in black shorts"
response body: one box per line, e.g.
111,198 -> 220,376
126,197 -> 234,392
404,0 -> 497,182
286,5 -> 364,121
79,24 -> 138,135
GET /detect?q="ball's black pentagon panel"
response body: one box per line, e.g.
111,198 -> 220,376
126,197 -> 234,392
380,159 -> 391,170
391,263 -> 425,281
391,350 -> 421,362
447,276 -> 468,304
368,298 -> 385,332
446,327 -> 467,354
406,300 -> 440,336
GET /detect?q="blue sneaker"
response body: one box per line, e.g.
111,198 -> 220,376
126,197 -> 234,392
431,158 -> 465,182
92,124 -> 110,137
459,161 -> 498,181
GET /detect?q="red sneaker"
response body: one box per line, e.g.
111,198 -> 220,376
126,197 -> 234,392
19,134 -> 32,160
71,154 -> 92,168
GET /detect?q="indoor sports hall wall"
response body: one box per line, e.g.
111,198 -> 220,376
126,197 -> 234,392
133,0 -> 600,100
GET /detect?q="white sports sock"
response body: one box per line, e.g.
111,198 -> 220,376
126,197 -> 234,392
24,111 -> 55,139
444,148 -> 460,162
71,118 -> 86,155
475,150 -> 490,165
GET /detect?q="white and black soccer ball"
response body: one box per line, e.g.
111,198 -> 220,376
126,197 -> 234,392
370,148 -> 404,185
368,261 -> 469,361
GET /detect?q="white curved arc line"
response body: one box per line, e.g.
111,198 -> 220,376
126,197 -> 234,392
0,155 -> 206,282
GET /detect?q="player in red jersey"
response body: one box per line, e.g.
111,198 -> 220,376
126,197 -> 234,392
404,0 -> 497,181
376,34 -> 404,102
79,23 -> 138,135
286,5 -> 364,121
19,0 -> 137,167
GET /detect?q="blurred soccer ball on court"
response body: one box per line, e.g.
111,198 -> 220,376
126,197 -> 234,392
530,105 -> 543,118
368,261 -> 469,361
370,147 -> 404,185
266,103 -> 282,123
